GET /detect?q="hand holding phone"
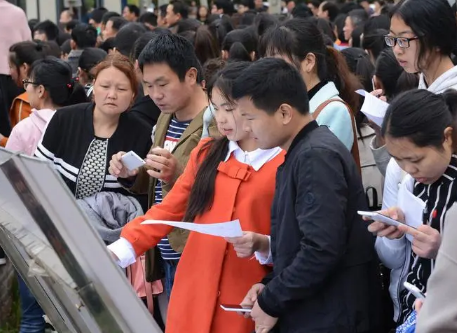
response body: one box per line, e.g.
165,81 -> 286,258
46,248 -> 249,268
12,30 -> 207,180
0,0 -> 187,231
360,208 -> 407,240
220,304 -> 252,313
121,151 -> 146,171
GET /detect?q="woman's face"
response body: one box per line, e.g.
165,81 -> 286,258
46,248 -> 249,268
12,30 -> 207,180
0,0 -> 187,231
386,129 -> 453,184
199,6 -> 208,18
388,15 -> 420,74
93,66 -> 134,116
9,56 -> 28,87
24,77 -> 43,110
211,87 -> 249,142
343,16 -> 354,42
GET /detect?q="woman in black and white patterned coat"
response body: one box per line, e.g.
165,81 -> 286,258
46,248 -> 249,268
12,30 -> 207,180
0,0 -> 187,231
35,54 -> 152,207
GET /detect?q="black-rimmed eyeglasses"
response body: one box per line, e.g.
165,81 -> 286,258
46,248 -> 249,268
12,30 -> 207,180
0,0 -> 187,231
384,35 -> 420,49
22,79 -> 40,90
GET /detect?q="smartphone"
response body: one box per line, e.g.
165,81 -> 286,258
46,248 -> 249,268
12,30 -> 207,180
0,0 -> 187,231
220,304 -> 252,313
121,151 -> 146,171
358,210 -> 404,228
404,282 -> 426,300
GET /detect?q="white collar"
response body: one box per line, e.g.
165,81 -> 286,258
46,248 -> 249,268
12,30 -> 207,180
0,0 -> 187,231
224,141 -> 282,171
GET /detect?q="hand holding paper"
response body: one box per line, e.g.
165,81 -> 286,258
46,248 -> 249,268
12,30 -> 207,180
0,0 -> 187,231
356,89 -> 390,127
141,219 -> 243,238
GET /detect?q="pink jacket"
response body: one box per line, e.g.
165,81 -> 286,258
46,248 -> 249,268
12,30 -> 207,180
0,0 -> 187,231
6,109 -> 56,156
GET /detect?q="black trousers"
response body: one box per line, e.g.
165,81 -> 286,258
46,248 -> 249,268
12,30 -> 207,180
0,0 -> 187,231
0,74 -> 20,136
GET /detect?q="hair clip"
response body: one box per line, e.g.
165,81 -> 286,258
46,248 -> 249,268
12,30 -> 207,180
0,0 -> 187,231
67,83 -> 72,88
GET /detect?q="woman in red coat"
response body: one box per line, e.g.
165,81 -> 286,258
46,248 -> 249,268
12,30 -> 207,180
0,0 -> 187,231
108,62 -> 284,333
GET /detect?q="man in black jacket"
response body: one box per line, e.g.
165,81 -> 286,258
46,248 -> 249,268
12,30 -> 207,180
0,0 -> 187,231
233,58 -> 381,333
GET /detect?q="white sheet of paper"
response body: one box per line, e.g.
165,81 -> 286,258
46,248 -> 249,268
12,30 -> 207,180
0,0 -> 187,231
398,177 -> 426,241
356,89 -> 390,127
140,219 -> 243,238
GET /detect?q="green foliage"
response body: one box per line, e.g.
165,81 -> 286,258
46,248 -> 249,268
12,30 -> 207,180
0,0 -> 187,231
0,279 -> 20,333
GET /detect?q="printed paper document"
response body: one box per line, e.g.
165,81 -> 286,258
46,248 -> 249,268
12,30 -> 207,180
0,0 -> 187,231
141,219 -> 243,238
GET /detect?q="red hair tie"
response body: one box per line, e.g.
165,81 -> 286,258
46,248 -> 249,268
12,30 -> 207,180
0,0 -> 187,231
67,83 -> 72,88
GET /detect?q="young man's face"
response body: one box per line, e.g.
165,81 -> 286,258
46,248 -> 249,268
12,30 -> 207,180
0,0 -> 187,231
237,96 -> 285,149
142,63 -> 195,115
166,5 -> 181,26
123,7 -> 136,21
103,20 -> 117,39
33,30 -> 47,41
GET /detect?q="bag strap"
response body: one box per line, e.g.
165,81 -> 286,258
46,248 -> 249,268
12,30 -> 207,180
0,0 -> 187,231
313,98 -> 361,174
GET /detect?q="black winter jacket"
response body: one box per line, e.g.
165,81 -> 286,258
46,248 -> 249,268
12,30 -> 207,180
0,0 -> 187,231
258,121 -> 381,333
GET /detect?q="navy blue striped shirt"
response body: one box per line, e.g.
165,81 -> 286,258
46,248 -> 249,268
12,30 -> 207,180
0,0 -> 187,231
156,118 -> 190,260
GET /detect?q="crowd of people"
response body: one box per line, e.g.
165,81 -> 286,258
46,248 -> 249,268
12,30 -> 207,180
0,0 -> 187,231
1,0 -> 457,332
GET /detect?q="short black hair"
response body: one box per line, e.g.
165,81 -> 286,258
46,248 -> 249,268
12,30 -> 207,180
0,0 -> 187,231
34,20 -> 60,41
214,0 -> 235,14
232,57 -> 310,115
109,17 -> 128,31
79,47 -> 107,78
114,23 -> 147,57
382,89 -> 454,149
99,37 -> 116,53
91,7 -> 108,24
138,33 -> 203,84
102,11 -> 121,26
170,1 -> 189,19
126,4 -> 140,17
71,23 -> 97,49
65,20 -> 79,32
139,12 -> 158,27
308,0 -> 322,8
322,2 -> 340,21
159,4 -> 168,18
292,4 -> 313,18
240,0 -> 256,9
348,8 -> 369,27
132,28 -> 171,60
61,39 -> 71,55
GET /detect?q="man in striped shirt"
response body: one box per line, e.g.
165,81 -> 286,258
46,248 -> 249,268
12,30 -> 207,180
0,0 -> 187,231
109,32 -> 213,299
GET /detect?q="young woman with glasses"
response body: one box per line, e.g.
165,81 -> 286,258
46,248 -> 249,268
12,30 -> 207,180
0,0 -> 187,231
369,0 -> 457,327
0,41 -> 47,148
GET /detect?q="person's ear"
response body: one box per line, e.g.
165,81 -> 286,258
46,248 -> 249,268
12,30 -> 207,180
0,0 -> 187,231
444,126 -> 454,148
250,51 -> 256,61
186,67 -> 198,85
70,39 -> 77,50
372,75 -> 383,91
37,85 -> 46,99
278,103 -> 293,125
221,50 -> 228,60
300,52 -> 317,74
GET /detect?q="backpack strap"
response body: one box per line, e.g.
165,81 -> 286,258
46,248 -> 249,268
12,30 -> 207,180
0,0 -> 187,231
313,98 -> 361,174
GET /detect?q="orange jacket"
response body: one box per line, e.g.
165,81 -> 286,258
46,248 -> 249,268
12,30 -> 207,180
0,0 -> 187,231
121,138 -> 285,333
0,92 -> 31,147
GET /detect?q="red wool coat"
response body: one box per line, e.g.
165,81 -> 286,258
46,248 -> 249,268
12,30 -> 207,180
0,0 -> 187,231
121,139 -> 285,333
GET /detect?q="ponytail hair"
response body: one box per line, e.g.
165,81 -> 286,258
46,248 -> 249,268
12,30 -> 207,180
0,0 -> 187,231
326,47 -> 361,113
29,57 -> 88,107
260,18 -> 361,113
9,41 -> 48,82
382,89 -> 454,149
183,61 -> 251,222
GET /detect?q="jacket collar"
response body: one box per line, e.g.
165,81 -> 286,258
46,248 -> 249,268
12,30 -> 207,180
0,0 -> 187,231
154,107 -> 208,151
224,141 -> 282,171
309,81 -> 340,114
418,66 -> 457,94
285,120 -> 319,160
